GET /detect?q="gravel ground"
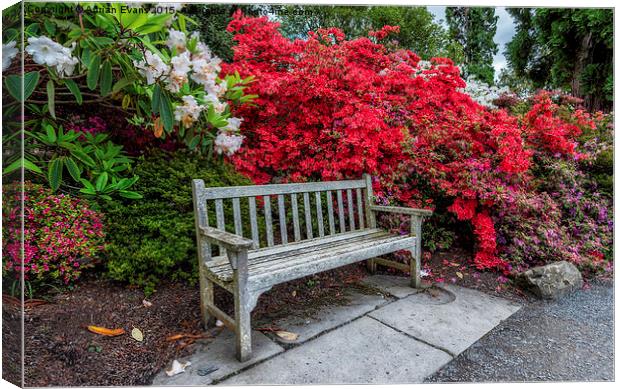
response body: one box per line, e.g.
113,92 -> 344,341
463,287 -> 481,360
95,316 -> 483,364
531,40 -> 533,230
427,279 -> 614,382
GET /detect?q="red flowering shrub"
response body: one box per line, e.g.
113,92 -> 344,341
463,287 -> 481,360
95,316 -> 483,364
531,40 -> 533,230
2,183 -> 105,287
222,13 -> 608,273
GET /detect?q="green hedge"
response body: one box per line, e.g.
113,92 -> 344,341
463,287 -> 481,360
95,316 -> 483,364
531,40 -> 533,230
101,150 -> 253,295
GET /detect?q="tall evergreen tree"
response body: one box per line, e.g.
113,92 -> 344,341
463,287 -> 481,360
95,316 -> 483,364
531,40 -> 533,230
445,7 -> 498,84
505,8 -> 613,111
272,5 -> 464,61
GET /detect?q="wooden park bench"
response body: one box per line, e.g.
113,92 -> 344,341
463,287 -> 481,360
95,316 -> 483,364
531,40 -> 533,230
192,175 -> 432,361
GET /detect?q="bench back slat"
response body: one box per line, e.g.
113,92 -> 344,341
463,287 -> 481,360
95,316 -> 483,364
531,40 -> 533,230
277,195 -> 288,244
232,198 -> 243,236
356,188 -> 365,229
193,176 -> 374,253
291,193 -> 301,241
315,191 -> 325,237
248,197 -> 260,249
263,195 -> 274,247
336,190 -> 346,233
303,192 -> 313,239
346,189 -> 356,231
326,190 -> 336,235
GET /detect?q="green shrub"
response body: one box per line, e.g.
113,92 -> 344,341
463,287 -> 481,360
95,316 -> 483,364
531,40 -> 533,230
101,150 -> 253,295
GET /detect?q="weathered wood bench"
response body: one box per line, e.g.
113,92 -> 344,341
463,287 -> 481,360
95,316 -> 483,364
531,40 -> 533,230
192,175 -> 432,361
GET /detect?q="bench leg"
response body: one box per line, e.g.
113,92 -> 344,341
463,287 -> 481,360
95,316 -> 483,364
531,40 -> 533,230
409,246 -> 422,288
200,277 -> 216,329
234,288 -> 253,362
366,258 -> 377,273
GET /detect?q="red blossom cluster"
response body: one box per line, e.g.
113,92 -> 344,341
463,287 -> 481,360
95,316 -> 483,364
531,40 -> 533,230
2,183 -> 105,285
222,12 -> 591,272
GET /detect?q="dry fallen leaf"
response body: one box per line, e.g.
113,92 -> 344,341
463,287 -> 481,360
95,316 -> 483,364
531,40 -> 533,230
166,360 -> 191,377
456,271 -> 463,279
291,290 -> 297,297
275,330 -> 299,341
131,327 -> 144,342
153,117 -> 164,138
87,325 -> 125,337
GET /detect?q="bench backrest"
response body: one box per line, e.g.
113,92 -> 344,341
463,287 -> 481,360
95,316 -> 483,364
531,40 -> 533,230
192,175 -> 376,253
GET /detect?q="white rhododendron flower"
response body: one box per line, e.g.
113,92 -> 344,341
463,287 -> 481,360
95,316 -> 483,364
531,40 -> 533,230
461,76 -> 511,108
166,29 -> 186,52
174,95 -> 204,127
25,36 -> 79,77
205,93 -> 227,114
134,50 -> 170,85
214,131 -> 244,156
2,41 -> 18,71
166,51 -> 192,92
223,117 -> 243,132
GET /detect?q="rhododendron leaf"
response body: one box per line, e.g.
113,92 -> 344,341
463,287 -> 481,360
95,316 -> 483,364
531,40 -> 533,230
112,77 -> 132,94
70,149 -> 96,167
46,80 -> 56,119
80,178 -> 96,191
48,158 -> 63,192
3,158 -> 42,175
99,61 -> 113,96
5,72 -> 40,102
81,48 -> 92,68
188,135 -> 200,150
64,79 -> 83,105
95,172 -> 109,192
151,84 -> 161,115
65,157 -> 82,182
159,93 -> 173,133
119,190 -> 143,199
45,124 -> 56,143
87,55 -> 101,90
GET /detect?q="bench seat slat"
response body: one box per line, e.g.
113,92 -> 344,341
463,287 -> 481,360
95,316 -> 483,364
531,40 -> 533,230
207,229 -> 387,270
205,231 -> 414,284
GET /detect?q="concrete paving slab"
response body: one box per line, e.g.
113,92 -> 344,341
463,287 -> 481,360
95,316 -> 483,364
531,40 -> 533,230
152,329 -> 284,385
368,284 -> 521,356
360,274 -> 420,298
264,289 -> 389,344
220,316 -> 452,385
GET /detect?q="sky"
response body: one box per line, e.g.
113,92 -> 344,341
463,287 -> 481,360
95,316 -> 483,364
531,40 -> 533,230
427,6 -> 517,80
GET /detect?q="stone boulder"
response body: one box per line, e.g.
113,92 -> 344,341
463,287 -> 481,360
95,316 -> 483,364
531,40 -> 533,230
516,261 -> 583,299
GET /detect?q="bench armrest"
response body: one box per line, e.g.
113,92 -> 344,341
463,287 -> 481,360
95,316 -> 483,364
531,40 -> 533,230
199,226 -> 254,252
370,205 -> 433,218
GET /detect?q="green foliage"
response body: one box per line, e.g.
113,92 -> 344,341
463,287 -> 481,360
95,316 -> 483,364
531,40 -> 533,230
505,8 -> 613,111
3,2 -> 255,159
14,124 -> 141,200
184,4 -> 266,62
101,150 -> 254,295
272,5 -> 463,61
445,7 -> 498,84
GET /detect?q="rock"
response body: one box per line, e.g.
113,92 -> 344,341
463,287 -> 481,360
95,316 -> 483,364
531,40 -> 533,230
516,261 -> 583,299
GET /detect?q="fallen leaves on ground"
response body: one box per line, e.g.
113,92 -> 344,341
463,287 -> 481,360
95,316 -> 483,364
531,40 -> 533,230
87,326 -> 125,337
131,327 -> 144,342
165,360 -> 191,377
274,330 -> 299,341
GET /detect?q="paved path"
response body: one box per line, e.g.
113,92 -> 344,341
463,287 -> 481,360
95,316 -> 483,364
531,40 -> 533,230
153,275 -> 520,385
427,279 -> 614,382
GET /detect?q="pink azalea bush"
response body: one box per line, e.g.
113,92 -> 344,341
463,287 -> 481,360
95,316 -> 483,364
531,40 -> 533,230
2,182 -> 105,286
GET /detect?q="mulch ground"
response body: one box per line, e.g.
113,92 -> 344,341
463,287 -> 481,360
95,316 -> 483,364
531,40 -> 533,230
3,265 -> 367,387
3,247 -> 604,386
